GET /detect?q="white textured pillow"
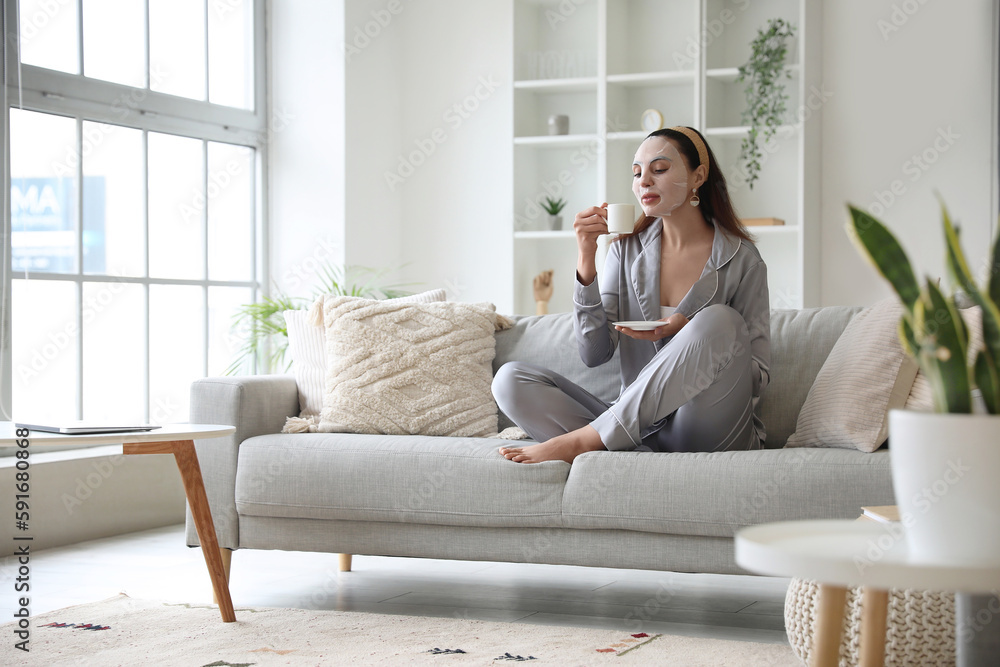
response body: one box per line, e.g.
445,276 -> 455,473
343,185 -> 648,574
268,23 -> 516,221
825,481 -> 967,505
316,296 -> 511,437
784,298 -> 919,453
283,289 -> 447,419
284,309 -> 327,416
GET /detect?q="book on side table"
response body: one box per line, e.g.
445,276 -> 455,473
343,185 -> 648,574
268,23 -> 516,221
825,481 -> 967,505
860,505 -> 900,524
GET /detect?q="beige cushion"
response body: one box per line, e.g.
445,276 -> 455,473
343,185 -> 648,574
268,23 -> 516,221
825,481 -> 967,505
904,305 -> 983,412
283,289 -> 447,418
317,296 -> 510,437
784,298 -> 918,453
284,310 -> 327,417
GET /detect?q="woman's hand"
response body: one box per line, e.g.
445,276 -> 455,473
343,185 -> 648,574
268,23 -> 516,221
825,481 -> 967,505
574,203 -> 608,284
615,312 -> 690,341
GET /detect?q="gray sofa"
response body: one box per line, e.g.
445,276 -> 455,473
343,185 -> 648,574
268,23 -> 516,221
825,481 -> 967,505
186,305 -> 895,577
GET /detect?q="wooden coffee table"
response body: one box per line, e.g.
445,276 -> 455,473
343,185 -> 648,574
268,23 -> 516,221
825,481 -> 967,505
2,423 -> 237,622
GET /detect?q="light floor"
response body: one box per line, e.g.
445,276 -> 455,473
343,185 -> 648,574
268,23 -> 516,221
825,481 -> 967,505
4,524 -> 792,645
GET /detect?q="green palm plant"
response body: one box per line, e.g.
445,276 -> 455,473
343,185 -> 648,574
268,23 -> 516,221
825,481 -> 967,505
846,202 -> 1000,414
225,264 -> 414,375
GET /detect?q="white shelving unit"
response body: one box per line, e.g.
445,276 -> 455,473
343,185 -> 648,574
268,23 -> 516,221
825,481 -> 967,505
511,0 -> 820,315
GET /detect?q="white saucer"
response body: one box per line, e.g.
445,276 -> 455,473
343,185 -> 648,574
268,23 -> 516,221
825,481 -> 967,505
612,321 -> 663,331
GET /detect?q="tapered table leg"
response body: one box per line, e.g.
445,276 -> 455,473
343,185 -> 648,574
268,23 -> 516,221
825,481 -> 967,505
860,587 -> 888,667
124,439 -> 236,623
812,584 -> 848,667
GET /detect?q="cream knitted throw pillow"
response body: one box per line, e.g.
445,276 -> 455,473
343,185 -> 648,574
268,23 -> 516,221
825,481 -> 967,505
283,289 -> 448,419
300,296 -> 511,437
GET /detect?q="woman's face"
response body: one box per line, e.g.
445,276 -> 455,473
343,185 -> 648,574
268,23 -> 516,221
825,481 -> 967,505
632,136 -> 694,218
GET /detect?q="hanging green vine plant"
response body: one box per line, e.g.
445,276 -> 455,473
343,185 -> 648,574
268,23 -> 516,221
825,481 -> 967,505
736,18 -> 796,190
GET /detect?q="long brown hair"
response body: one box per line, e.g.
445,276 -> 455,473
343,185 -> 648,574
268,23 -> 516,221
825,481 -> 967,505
619,127 -> 755,244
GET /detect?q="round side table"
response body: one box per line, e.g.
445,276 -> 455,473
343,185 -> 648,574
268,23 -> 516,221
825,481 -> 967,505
736,520 -> 1000,667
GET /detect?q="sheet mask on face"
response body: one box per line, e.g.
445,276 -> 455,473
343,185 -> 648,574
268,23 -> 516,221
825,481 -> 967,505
632,137 -> 692,218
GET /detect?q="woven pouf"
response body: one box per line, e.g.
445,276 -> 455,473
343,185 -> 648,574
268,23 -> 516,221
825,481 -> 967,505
785,577 -> 955,666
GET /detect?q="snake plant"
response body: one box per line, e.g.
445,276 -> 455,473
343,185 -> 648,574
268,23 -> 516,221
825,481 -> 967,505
847,202 -> 1000,414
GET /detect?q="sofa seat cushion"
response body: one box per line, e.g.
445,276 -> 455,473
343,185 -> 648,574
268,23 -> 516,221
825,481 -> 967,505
235,433 -> 569,528
561,447 -> 894,538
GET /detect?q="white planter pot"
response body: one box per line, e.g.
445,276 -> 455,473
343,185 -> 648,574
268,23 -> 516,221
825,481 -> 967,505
889,409 -> 1000,566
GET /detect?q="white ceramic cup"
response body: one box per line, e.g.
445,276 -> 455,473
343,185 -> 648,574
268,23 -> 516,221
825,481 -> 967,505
606,204 -> 636,234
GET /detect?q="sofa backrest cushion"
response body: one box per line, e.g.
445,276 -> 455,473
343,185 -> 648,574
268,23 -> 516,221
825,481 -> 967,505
493,313 -> 620,430
762,306 -> 863,448
494,306 -> 864,448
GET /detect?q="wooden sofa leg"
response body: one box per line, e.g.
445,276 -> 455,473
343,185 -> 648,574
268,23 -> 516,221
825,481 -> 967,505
212,548 -> 233,604
338,553 -> 353,572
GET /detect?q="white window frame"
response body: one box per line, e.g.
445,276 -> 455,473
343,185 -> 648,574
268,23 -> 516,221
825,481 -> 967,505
0,0 -> 269,424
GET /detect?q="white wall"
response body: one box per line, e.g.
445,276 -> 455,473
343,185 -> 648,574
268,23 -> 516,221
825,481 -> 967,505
819,0 -> 997,306
269,1 -> 347,297
343,0 -> 513,308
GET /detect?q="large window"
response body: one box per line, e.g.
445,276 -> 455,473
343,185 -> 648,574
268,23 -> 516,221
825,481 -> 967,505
3,0 -> 266,427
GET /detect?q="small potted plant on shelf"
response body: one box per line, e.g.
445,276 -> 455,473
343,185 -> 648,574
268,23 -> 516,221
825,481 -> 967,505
542,197 -> 567,231
736,18 -> 796,190
847,201 -> 1000,566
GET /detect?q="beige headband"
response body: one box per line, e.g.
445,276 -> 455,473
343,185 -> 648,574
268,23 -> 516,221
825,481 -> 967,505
668,126 -> 709,173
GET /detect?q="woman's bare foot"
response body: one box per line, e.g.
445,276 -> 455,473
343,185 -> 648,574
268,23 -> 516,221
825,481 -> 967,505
498,426 -> 606,464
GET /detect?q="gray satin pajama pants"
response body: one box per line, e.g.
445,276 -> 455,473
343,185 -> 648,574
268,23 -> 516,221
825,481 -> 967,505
492,304 -> 760,453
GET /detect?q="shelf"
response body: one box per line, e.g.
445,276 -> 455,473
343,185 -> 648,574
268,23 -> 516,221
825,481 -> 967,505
706,64 -> 799,84
706,67 -> 742,83
607,130 -> 649,142
705,126 -> 750,138
514,133 -> 599,147
606,71 -> 695,87
704,124 -> 800,139
514,230 -> 576,240
514,77 -> 599,93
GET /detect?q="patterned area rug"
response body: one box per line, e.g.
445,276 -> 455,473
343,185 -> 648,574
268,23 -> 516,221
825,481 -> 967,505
2,594 -> 800,665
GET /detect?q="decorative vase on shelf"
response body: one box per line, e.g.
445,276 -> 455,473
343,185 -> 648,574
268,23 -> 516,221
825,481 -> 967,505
548,215 -> 562,231
547,114 -> 569,136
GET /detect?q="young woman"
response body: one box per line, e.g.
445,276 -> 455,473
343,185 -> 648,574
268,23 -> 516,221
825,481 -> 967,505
493,126 -> 770,464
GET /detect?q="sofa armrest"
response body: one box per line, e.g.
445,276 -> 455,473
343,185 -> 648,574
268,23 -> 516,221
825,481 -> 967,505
185,375 -> 299,549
